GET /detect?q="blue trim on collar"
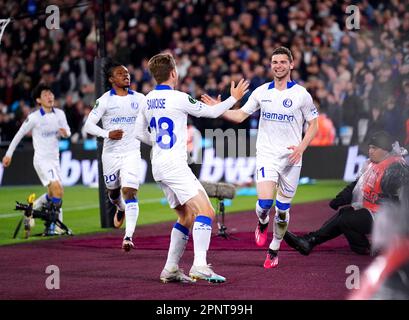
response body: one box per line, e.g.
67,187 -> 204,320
155,85 -> 172,90
268,80 -> 297,90
109,88 -> 134,95
39,107 -> 55,116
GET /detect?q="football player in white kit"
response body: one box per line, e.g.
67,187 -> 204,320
135,53 -> 249,283
2,84 -> 71,235
84,62 -> 146,252
203,47 -> 319,268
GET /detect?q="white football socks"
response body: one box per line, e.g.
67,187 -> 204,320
164,223 -> 189,271
109,193 -> 126,211
270,208 -> 290,251
192,215 -> 212,266
33,193 -> 50,210
124,199 -> 139,239
256,200 -> 273,225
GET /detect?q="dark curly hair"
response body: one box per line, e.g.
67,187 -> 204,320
31,83 -> 52,103
103,59 -> 124,90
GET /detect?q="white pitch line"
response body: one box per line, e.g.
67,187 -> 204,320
0,213 -> 22,218
0,197 -> 163,219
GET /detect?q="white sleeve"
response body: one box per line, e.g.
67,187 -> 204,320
301,91 -> 319,121
58,110 -> 71,138
240,90 -> 260,115
5,115 -> 35,158
134,112 -> 152,146
83,98 -> 109,138
134,98 -> 153,146
181,93 -> 238,118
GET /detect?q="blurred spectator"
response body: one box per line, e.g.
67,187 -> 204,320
363,106 -> 386,147
383,96 -> 405,144
63,95 -> 81,136
310,103 -> 336,146
186,116 -> 202,165
342,82 -> 364,145
398,80 -> 409,148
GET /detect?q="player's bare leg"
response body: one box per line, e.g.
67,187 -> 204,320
121,187 -> 139,252
256,181 -> 280,268
108,187 -> 126,228
185,190 -> 226,283
265,190 -> 292,269
43,181 -> 64,235
160,205 -> 195,283
255,181 -> 276,247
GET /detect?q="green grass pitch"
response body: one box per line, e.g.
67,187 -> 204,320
0,180 -> 347,246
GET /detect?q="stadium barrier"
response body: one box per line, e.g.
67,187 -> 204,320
1,143 -> 408,186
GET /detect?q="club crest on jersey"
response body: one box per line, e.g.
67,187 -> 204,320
131,102 -> 139,110
283,98 -> 292,108
188,96 -> 197,104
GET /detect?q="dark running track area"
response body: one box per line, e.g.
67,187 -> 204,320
0,201 -> 371,300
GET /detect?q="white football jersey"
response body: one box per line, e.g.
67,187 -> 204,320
241,81 -> 318,166
84,89 -> 146,155
5,107 -> 71,161
141,85 -> 236,168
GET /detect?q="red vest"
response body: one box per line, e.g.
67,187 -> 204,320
362,156 -> 404,213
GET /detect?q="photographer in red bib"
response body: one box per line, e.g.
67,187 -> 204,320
284,131 -> 409,256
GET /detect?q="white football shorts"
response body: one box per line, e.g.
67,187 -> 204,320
255,160 -> 301,199
102,151 -> 141,190
153,162 -> 207,209
33,157 -> 62,187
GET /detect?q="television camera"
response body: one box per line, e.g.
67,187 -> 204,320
13,194 -> 73,239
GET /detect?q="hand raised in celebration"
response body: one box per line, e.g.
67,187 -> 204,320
230,79 -> 249,100
201,94 -> 221,106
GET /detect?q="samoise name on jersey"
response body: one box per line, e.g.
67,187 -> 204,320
147,98 -> 166,110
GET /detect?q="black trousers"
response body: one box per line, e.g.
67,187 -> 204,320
310,206 -> 373,254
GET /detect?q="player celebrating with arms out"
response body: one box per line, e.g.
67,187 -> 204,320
2,84 -> 71,235
136,53 -> 249,283
203,47 -> 318,268
84,61 -> 146,252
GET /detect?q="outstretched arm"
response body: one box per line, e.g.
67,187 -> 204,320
200,85 -> 251,123
187,79 -> 249,119
3,117 -> 34,167
222,109 -> 250,123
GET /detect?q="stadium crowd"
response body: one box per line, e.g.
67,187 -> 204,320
0,0 -> 408,148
